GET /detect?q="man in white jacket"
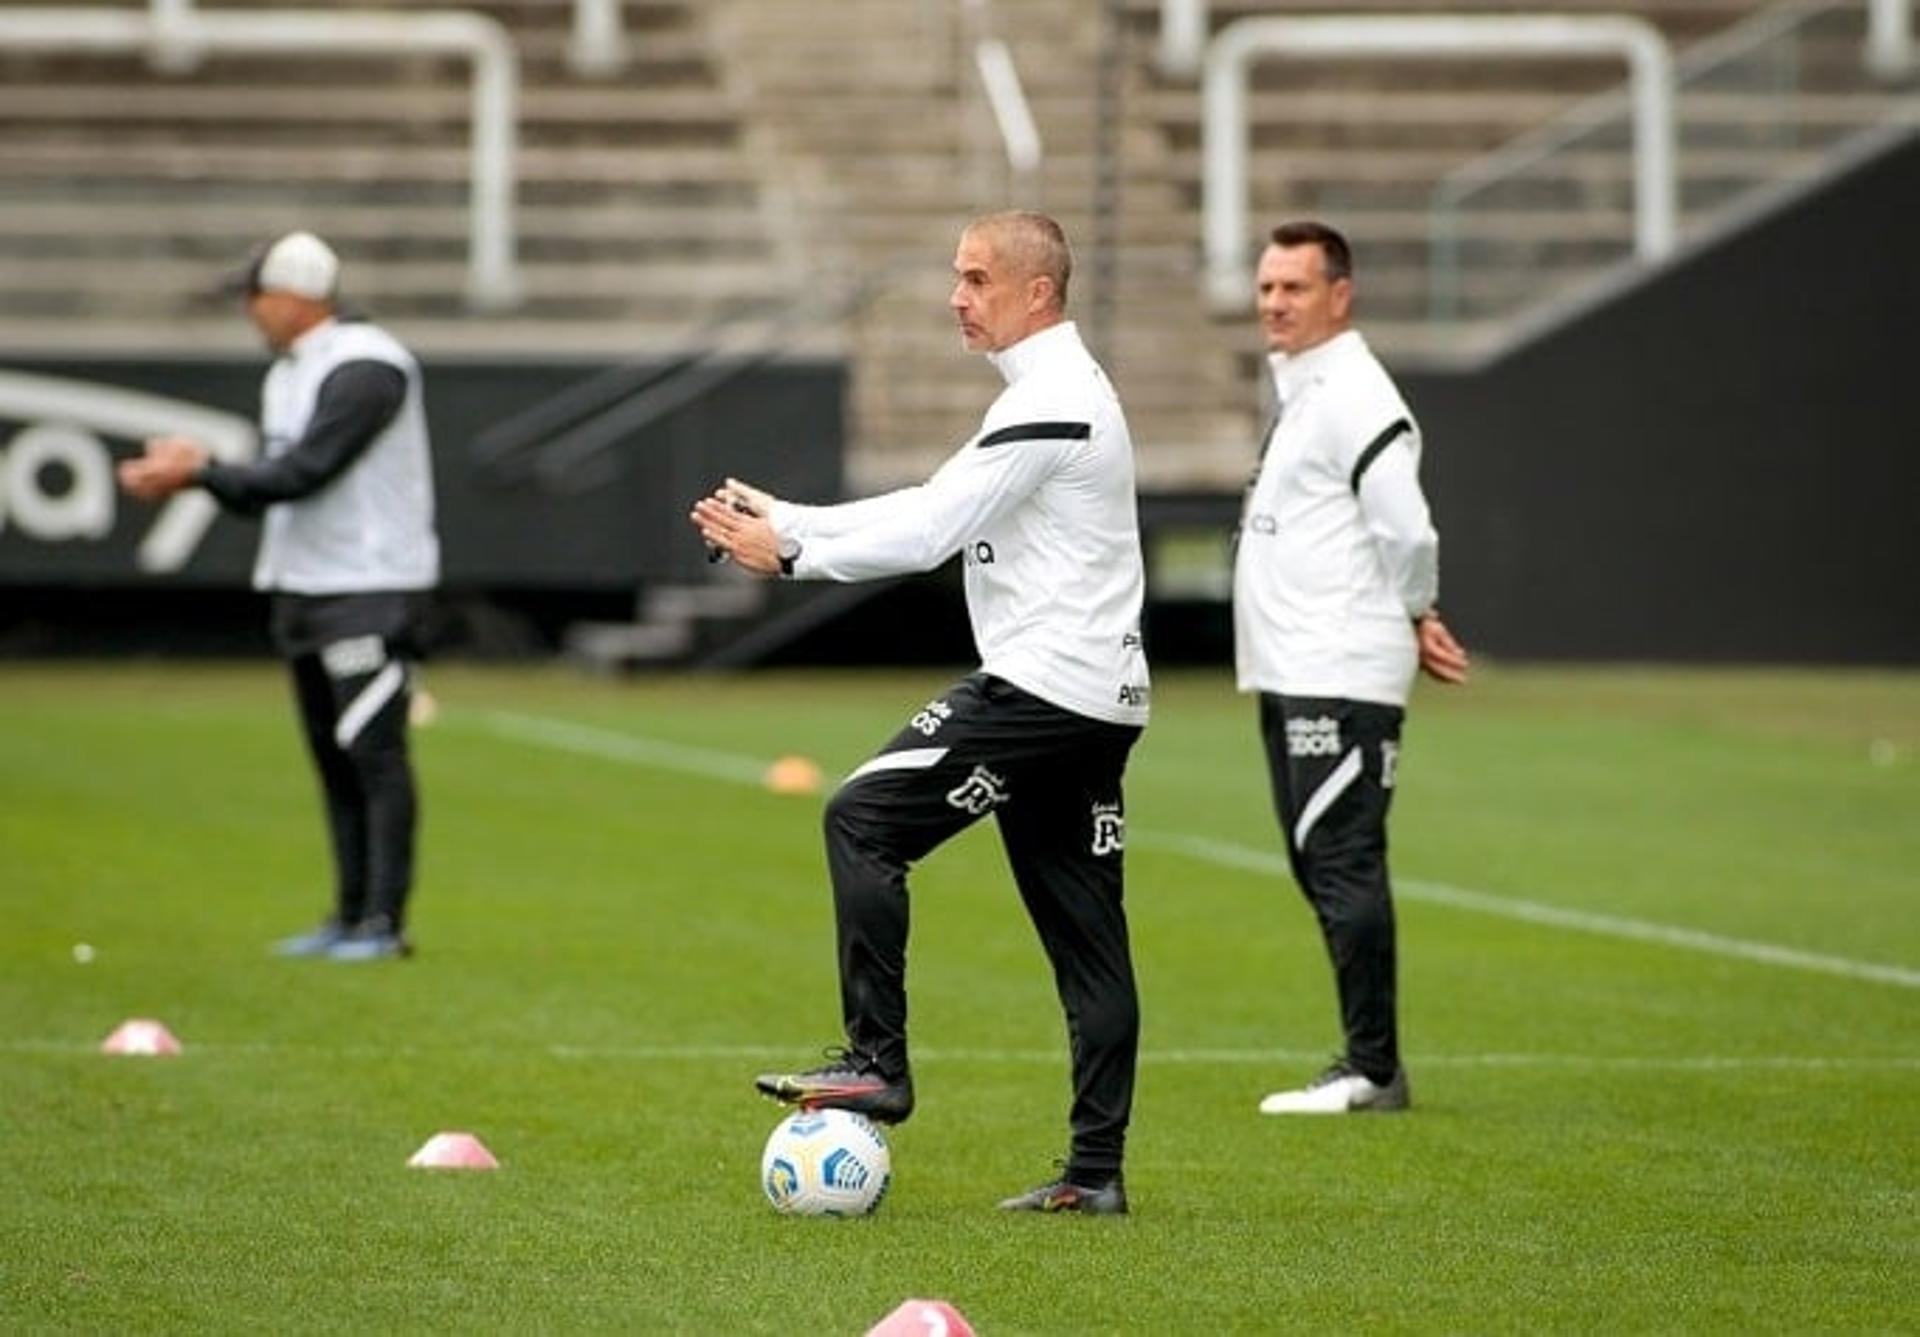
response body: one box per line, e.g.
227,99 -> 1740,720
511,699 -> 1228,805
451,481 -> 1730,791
693,212 -> 1148,1213
119,232 -> 438,962
1233,221 -> 1469,1114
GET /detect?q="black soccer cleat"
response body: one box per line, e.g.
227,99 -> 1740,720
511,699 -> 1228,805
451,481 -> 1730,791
754,1047 -> 915,1124
997,1173 -> 1129,1216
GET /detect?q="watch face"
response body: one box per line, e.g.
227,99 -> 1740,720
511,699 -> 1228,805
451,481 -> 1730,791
778,538 -> 802,562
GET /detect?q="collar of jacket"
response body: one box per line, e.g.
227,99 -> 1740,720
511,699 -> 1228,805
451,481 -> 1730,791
1267,327 -> 1368,407
987,319 -> 1082,386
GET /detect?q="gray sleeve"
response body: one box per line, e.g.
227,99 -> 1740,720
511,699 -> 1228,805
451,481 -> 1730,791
198,360 -> 407,515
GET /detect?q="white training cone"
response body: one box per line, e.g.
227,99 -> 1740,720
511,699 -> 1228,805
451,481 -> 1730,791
866,1299 -> 976,1337
100,1019 -> 183,1056
407,1132 -> 500,1170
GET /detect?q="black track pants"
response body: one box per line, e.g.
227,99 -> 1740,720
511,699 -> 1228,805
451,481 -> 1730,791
289,634 -> 418,931
824,673 -> 1141,1182
1258,693 -> 1405,1082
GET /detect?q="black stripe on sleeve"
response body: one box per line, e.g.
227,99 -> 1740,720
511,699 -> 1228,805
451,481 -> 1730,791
1348,418 -> 1412,494
975,420 -> 1092,449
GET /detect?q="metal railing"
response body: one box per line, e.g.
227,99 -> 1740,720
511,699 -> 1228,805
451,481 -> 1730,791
0,1 -> 522,308
1165,0 -> 1912,82
1200,14 -> 1676,309
959,0 -> 1044,187
469,261 -> 910,494
1427,0 -> 1915,323
1159,0 -> 1207,77
1866,0 -> 1914,74
569,0 -> 628,77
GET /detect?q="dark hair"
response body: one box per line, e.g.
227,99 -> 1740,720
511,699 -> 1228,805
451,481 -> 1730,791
1269,220 -> 1353,283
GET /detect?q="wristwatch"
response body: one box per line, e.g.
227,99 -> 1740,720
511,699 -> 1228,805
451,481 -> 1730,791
777,537 -> 802,578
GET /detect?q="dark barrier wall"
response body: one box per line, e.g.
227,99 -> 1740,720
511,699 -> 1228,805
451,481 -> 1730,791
0,357 -> 843,594
1398,127 -> 1920,663
785,129 -> 1920,670
6,130 -> 1913,666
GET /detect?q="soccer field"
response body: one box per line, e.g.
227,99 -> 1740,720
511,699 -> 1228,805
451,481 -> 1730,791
3,662 -> 1915,1332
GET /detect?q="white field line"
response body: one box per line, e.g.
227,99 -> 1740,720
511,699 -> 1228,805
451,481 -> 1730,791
8,1038 -> 1917,1070
1140,832 -> 1920,991
464,710 -> 1920,991
477,709 -> 769,786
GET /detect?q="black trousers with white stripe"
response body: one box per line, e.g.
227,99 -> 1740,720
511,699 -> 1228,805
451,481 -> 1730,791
824,672 -> 1142,1182
1258,693 -> 1405,1083
276,593 -> 423,933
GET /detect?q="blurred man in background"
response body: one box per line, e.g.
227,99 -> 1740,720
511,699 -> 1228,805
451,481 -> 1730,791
693,212 -> 1149,1214
1234,220 -> 1469,1114
118,231 -> 438,962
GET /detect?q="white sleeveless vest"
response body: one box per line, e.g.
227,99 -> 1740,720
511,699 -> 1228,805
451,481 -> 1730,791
253,319 -> 439,593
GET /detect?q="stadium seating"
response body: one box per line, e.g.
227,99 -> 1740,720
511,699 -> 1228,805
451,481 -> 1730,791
0,0 -> 785,355
0,0 -> 1909,486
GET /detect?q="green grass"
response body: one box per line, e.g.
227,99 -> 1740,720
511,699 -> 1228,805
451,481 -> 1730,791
2,662 -> 1916,1333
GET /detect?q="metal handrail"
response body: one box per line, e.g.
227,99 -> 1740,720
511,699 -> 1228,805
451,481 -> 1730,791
569,0 -> 628,77
1200,14 -> 1676,310
1867,0 -> 1914,75
1160,0 -> 1206,77
959,0 -> 1044,182
1427,0 -> 1856,321
974,35 -> 1044,176
0,2 -> 521,308
1167,0 -> 1909,78
470,260 -> 919,495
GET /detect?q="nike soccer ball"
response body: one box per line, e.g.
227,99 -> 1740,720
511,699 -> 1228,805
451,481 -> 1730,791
760,1108 -> 892,1216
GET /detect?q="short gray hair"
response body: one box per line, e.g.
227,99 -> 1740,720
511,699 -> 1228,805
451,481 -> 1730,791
967,211 -> 1072,309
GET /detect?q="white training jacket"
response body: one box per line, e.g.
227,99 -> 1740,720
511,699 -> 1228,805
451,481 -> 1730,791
1234,329 -> 1439,708
771,320 -> 1150,727
253,319 -> 439,594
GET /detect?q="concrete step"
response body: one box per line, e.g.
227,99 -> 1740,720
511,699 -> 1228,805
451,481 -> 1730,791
0,172 -> 764,209
564,619 -> 695,667
0,141 -> 763,185
0,253 -> 784,297
130,0 -> 689,19
2,34 -> 720,87
641,580 -> 768,623
0,199 -> 774,247
0,314 -> 847,361
0,83 -> 750,129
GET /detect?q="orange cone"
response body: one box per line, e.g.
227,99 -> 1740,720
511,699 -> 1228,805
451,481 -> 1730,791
764,754 -> 824,795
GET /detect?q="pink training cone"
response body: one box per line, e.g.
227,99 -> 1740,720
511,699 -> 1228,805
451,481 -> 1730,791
866,1299 -> 976,1337
406,1132 -> 500,1170
100,1019 -> 183,1056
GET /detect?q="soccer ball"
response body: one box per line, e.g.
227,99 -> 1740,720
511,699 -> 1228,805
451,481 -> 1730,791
760,1108 -> 892,1216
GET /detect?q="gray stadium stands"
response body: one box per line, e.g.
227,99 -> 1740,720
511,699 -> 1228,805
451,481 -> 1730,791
0,0 -> 1910,486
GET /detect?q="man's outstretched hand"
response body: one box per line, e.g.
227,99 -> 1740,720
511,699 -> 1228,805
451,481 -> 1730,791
118,436 -> 210,502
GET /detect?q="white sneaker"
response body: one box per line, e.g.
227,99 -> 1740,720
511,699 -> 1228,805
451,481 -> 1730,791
1259,1062 -> 1410,1115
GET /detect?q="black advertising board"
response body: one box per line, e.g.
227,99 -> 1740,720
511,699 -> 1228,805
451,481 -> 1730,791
0,356 -> 844,591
